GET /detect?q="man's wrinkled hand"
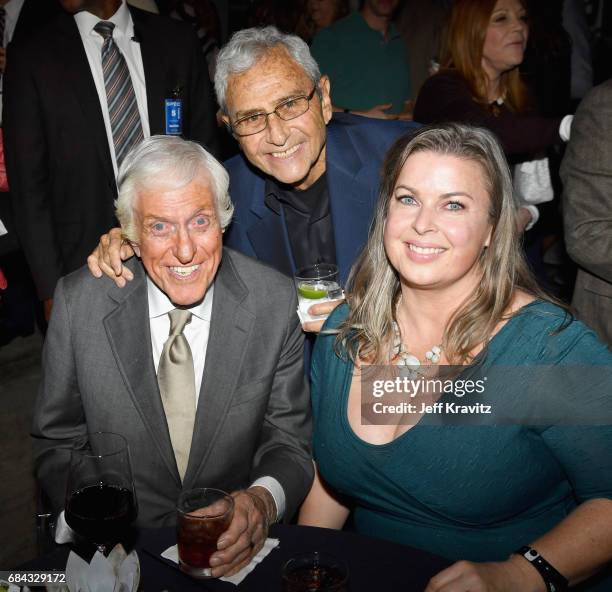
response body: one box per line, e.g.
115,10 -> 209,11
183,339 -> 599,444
208,487 -> 275,578
86,227 -> 135,288
302,298 -> 344,333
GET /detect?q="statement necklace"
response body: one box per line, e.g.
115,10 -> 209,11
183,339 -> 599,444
392,321 -> 442,369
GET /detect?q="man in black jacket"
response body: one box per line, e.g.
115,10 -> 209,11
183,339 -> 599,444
4,0 -> 218,320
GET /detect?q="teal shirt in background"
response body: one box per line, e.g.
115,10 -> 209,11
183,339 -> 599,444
311,12 -> 412,114
311,301 -> 612,591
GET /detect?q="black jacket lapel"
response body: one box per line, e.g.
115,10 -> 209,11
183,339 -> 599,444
130,7 -> 166,134
55,13 -> 114,182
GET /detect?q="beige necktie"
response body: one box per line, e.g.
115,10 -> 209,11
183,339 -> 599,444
157,309 -> 196,481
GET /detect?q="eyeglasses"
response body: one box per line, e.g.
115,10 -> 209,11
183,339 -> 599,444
229,86 -> 318,137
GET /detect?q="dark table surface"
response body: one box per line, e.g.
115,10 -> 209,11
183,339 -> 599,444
21,523 -> 452,591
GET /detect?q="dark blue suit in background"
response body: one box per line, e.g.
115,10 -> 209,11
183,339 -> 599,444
224,114 -> 418,284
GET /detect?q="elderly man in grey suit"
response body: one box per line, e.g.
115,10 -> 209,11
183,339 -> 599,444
561,78 -> 612,347
32,135 -> 313,577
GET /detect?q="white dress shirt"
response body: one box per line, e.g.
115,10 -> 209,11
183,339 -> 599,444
74,0 -> 150,178
147,276 -> 213,399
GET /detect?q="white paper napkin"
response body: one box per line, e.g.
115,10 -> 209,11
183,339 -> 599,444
64,545 -> 140,592
161,537 -> 280,585
513,157 -> 554,205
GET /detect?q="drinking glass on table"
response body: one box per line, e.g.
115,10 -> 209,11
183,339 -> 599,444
294,263 -> 343,324
65,432 -> 138,555
177,488 -> 235,578
282,551 -> 349,591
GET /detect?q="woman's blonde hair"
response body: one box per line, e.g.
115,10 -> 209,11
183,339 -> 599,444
440,0 -> 529,112
336,123 -> 556,365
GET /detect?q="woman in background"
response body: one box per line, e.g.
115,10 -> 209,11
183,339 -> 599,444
300,123 -> 612,592
413,0 -> 571,162
414,0 -> 574,283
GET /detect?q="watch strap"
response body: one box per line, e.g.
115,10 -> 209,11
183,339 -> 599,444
515,546 -> 568,592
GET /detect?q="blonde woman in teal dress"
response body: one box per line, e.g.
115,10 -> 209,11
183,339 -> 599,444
299,123 -> 612,592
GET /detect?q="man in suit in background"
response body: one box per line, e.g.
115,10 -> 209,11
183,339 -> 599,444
90,26 -> 416,331
33,136 -> 313,576
561,78 -> 612,346
4,0 -> 218,321
0,0 -> 60,345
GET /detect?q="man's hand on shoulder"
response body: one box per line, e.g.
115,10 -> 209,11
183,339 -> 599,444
87,227 -> 135,288
208,486 -> 276,577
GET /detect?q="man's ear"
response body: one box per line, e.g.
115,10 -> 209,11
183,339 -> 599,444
132,243 -> 141,258
220,112 -> 231,132
318,75 -> 332,124
220,112 -> 243,151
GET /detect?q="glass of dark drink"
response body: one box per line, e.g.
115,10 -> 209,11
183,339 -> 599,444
177,488 -> 234,578
64,432 -> 138,554
282,552 -> 349,592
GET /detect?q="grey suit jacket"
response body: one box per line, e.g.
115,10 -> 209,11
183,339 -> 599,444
561,79 -> 612,346
32,248 -> 313,526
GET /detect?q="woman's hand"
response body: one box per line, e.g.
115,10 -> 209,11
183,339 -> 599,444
425,557 -> 543,592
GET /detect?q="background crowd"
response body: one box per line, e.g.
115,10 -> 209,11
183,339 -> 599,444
1,0 -> 612,590
1,0 -> 612,347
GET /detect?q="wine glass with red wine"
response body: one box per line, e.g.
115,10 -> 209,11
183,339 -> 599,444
65,432 -> 138,554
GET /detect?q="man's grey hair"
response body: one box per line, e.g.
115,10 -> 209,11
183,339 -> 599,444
115,136 -> 234,242
214,26 -> 322,113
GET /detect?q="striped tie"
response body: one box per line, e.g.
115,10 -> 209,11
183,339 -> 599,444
94,21 -> 144,168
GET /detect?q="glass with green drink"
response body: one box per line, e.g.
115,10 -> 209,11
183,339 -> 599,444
294,263 -> 343,324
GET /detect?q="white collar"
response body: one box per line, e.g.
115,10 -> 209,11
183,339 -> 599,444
147,275 -> 214,322
74,0 -> 132,40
